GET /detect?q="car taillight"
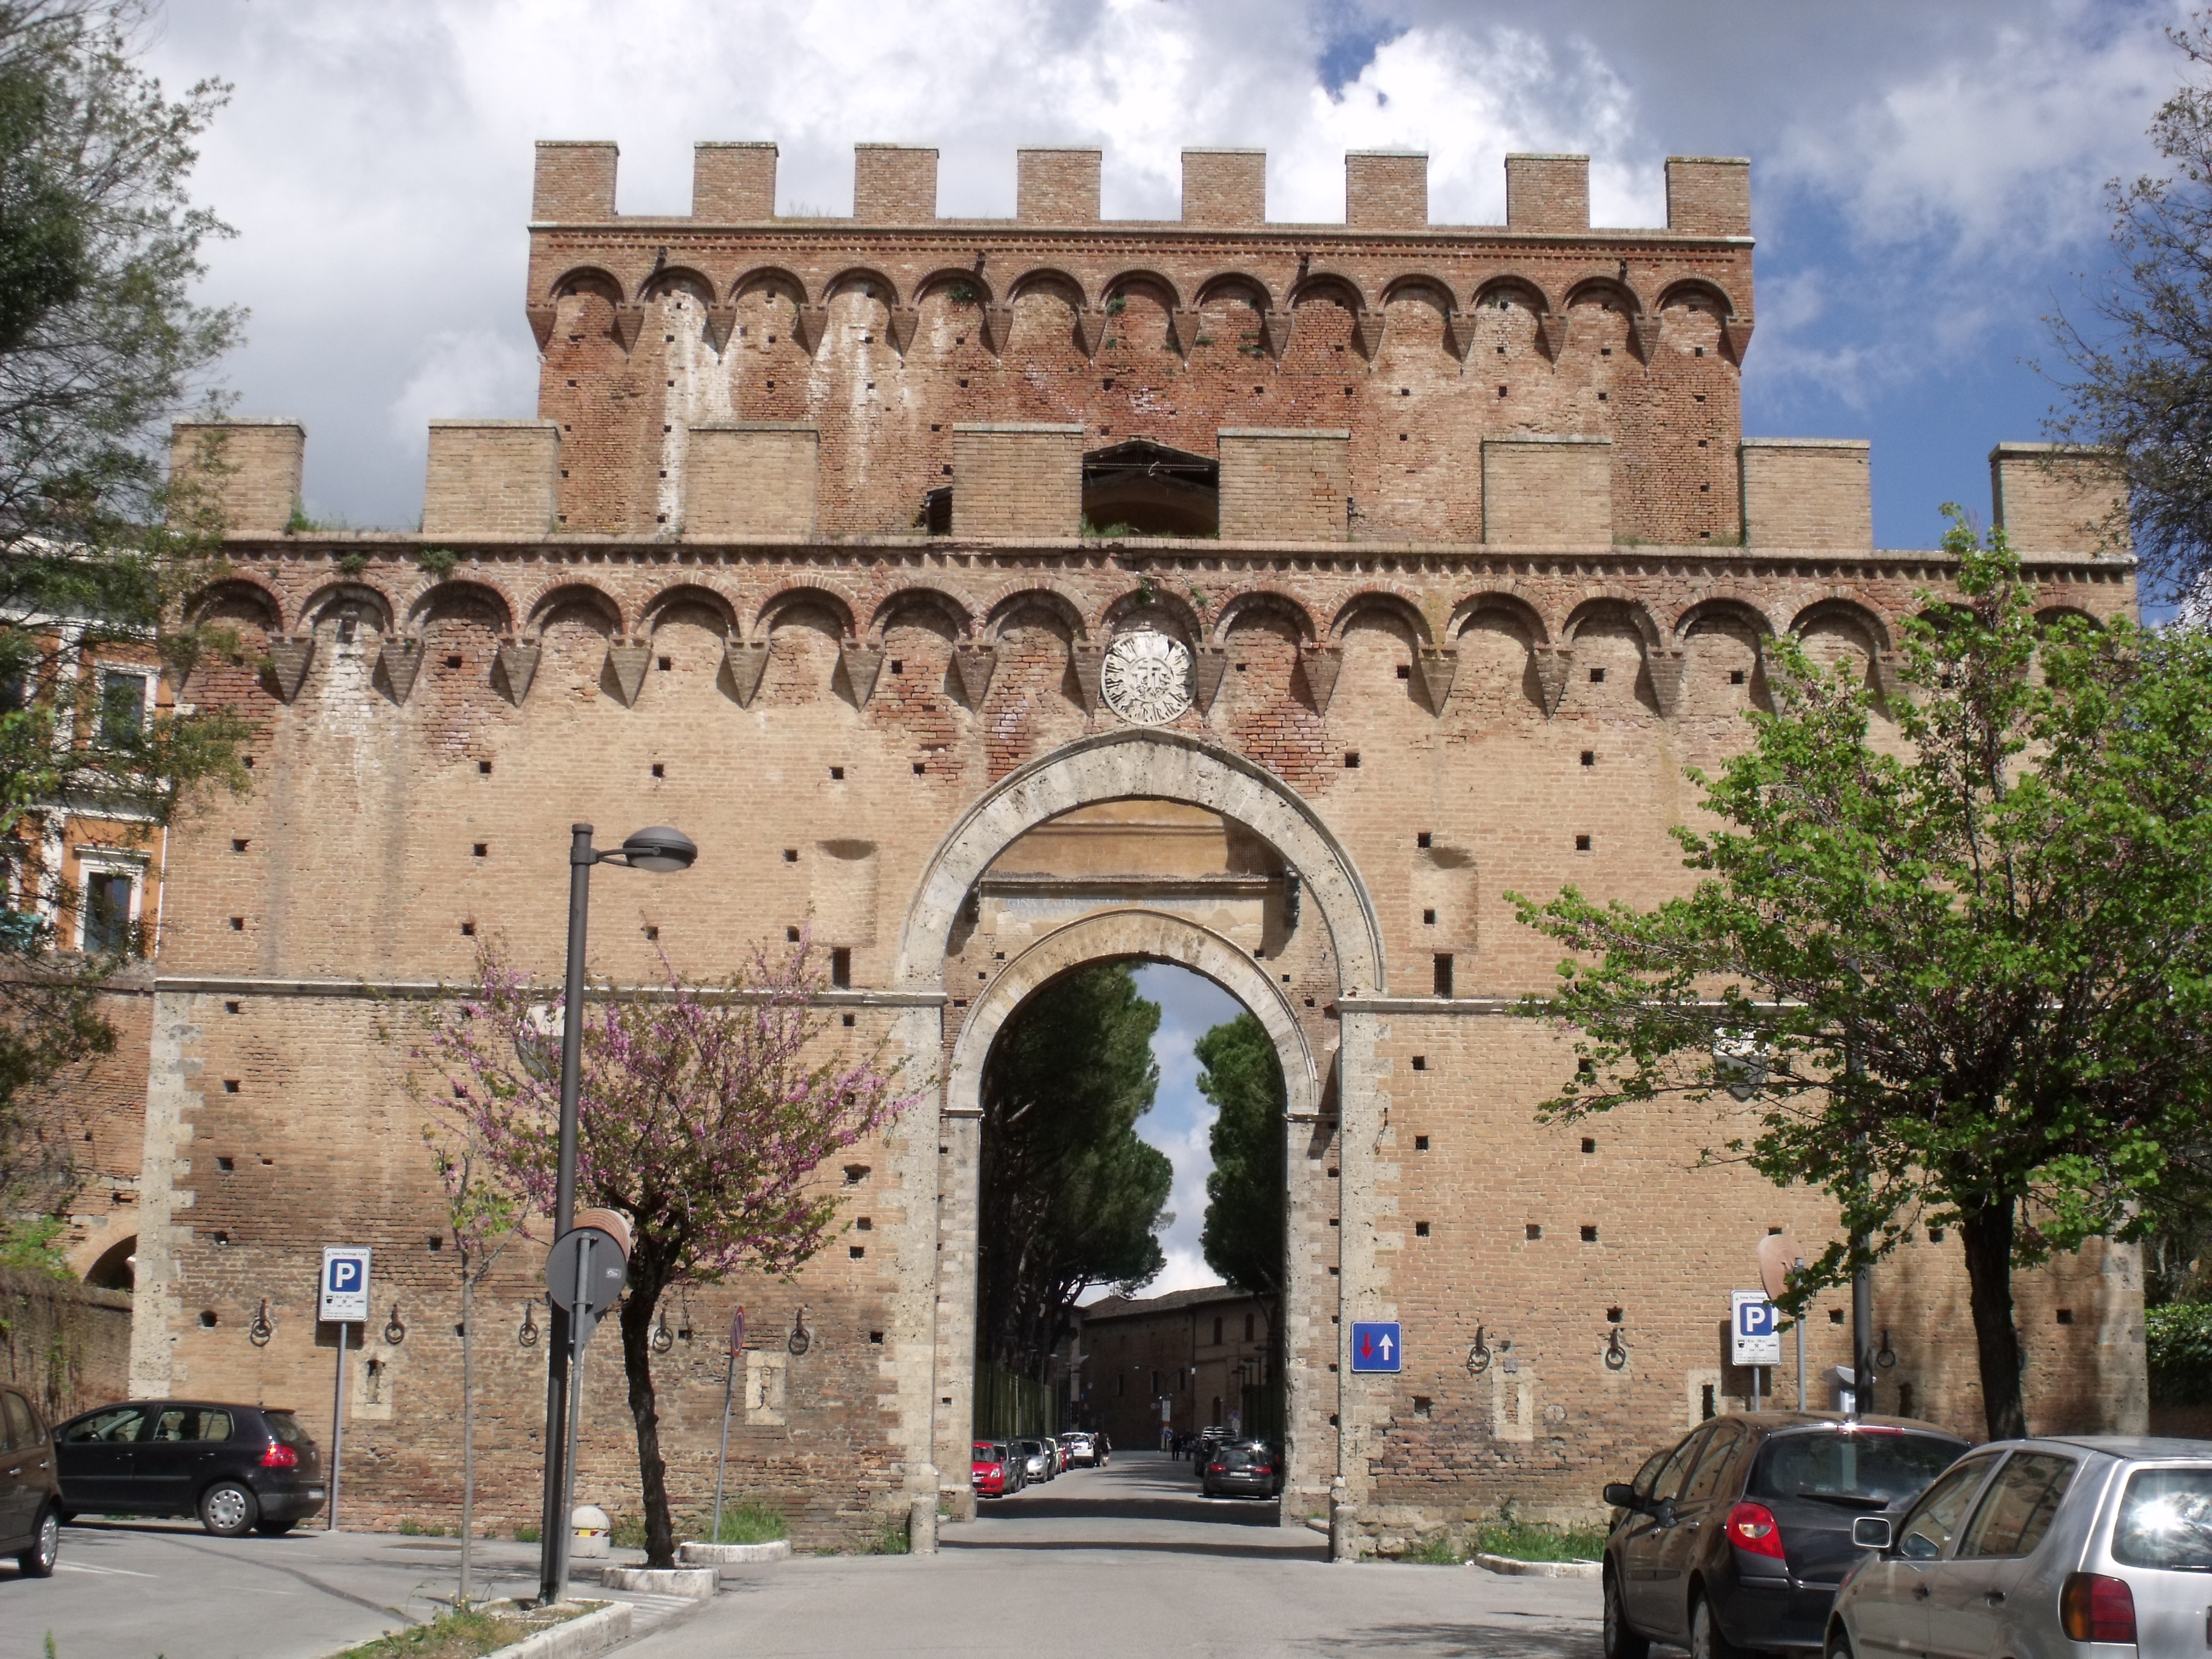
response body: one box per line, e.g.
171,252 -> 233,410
1208,1462 -> 1227,1474
261,1442 -> 298,1469
2060,1573 -> 2137,1644
1724,1501 -> 1786,1560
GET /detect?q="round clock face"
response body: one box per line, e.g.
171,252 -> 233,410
1101,629 -> 1193,726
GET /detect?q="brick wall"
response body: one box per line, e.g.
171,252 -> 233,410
1219,429 -> 1350,540
1017,149 -> 1101,224
1666,157 -> 1753,236
1506,155 -> 1589,232
693,142 -> 776,221
854,145 -> 937,223
950,424 -> 1083,536
1,1267 -> 132,1426
423,421 -> 559,538
1347,152 -> 1427,229
685,423 -> 818,537
1181,150 -> 1265,226
1740,440 -> 1872,549
533,141 -> 618,221
1481,435 -> 1612,545
168,421 -> 304,535
1990,444 -> 2128,554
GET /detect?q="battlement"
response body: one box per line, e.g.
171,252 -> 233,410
533,140 -> 1751,236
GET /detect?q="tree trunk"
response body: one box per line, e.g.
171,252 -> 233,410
459,1268 -> 475,1603
1960,1201 -> 2028,1440
618,1273 -> 677,1568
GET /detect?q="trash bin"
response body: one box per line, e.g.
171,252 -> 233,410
572,1504 -> 611,1559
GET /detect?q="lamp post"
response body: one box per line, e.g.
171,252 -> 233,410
535,823 -> 697,1606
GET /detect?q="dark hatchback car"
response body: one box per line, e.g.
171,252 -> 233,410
1201,1440 -> 1284,1500
1602,1412 -> 1968,1659
2,1383 -> 61,1576
54,1401 -> 326,1538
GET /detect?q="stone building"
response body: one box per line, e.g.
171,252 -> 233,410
1075,1285 -> 1275,1450
115,137 -> 2142,1550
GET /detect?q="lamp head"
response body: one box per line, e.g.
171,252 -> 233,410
620,826 -> 698,873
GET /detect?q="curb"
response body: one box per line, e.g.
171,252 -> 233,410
598,1564 -> 719,1598
679,1539 -> 792,1565
481,1601 -> 632,1659
1471,1552 -> 1602,1578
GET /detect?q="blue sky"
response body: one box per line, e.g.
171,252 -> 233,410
1125,962 -> 1244,1295
147,0 -> 2182,551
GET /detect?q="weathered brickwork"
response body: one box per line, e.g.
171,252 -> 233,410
105,136 -> 2147,1553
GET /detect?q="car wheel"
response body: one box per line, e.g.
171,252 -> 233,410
199,1480 -> 259,1538
18,1506 -> 59,1577
1689,1592 -> 1748,1659
254,1518 -> 297,1537
1603,1566 -> 1650,1659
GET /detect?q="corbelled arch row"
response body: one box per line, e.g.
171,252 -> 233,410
874,729 -> 1393,1533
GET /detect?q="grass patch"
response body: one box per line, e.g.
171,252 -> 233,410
703,1503 -> 786,1545
861,1515 -> 911,1555
512,1523 -> 540,1543
1474,1518 -> 1608,1562
396,1518 -> 447,1537
330,1602 -> 585,1659
609,1512 -> 648,1550
1401,1533 -> 1464,1565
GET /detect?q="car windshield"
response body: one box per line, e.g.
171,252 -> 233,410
1218,1449 -> 1255,1468
1748,1430 -> 1966,1507
264,1411 -> 307,1446
2112,1467 -> 2212,1572
973,1443 -> 1007,1462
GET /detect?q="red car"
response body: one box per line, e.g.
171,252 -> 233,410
971,1439 -> 1017,1498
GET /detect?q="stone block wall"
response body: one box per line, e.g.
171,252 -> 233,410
853,144 -> 938,223
685,423 -> 818,537
533,140 -> 618,221
1219,429 -> 1350,540
423,421 -> 559,538
1481,435 -> 1612,545
950,423 -> 1082,536
168,421 -> 304,535
1990,444 -> 2128,553
1017,149 -> 1101,223
1347,151 -> 1427,229
1666,156 -> 1753,236
693,142 -> 777,221
1506,155 -> 1589,231
1181,149 -> 1265,225
1740,439 -> 1872,548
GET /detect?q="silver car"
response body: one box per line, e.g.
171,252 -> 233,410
1828,1435 -> 2212,1658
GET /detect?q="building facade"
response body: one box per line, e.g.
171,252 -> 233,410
116,138 -> 2143,1551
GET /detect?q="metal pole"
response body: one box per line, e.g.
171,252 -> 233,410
1794,1258 -> 1808,1412
712,1350 -> 735,1544
329,1320 -> 347,1531
537,823 -> 595,1604
1751,1366 -> 1761,1413
553,1235 -> 594,1603
1848,1031 -> 1874,1419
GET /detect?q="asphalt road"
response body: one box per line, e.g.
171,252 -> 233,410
0,1520 -> 694,1659
632,1451 -> 1604,1659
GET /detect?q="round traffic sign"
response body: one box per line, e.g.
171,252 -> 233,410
545,1227 -> 628,1316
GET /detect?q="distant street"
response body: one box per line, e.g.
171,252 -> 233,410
632,1451 -> 1603,1659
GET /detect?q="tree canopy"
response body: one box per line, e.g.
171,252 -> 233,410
1514,516 -> 2212,1439
1198,1010 -> 1285,1302
977,962 -> 1172,1378
2047,18 -> 2212,602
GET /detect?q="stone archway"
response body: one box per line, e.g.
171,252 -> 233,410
892,729 -> 1387,1531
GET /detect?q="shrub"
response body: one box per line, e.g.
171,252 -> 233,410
705,1503 -> 786,1545
2148,1302 -> 2212,1406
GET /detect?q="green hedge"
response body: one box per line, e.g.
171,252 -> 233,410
2147,1302 -> 2212,1406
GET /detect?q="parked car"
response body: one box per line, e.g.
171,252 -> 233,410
1829,1434 -> 2212,1659
1190,1425 -> 1231,1471
1202,1439 -> 1284,1500
1601,1412 -> 1968,1659
971,1439 -> 1017,1500
1013,1438 -> 1053,1485
1063,1432 -> 1096,1467
1,1384 -> 61,1577
53,1400 -> 326,1538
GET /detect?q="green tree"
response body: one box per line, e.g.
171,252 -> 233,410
1197,1011 -> 1285,1303
2046,16 -> 2212,600
0,1 -> 248,1252
977,963 -> 1173,1377
1513,514 -> 2212,1439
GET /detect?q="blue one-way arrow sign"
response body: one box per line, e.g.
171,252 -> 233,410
1350,1321 -> 1403,1373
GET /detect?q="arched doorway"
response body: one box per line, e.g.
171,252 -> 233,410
889,730 -> 1388,1527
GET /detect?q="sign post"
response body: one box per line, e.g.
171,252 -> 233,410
542,1210 -> 629,1600
1756,1233 -> 1808,1412
711,1306 -> 745,1546
1731,1290 -> 1782,1412
320,1247 -> 371,1531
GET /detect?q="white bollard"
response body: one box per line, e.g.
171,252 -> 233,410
571,1503 -> 612,1560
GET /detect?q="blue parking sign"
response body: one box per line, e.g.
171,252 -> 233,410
1350,1321 -> 1403,1373
320,1245 -> 371,1322
1731,1289 -> 1781,1365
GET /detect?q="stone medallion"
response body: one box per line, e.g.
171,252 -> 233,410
1100,629 -> 1193,726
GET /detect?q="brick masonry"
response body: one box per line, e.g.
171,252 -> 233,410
106,136 -> 2145,1553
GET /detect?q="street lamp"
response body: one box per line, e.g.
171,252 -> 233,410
537,823 -> 697,1606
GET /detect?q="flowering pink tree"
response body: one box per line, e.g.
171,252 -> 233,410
422,941 -> 913,1566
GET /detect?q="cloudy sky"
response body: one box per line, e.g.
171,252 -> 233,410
147,0 -> 2179,549
1125,963 -> 1245,1295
